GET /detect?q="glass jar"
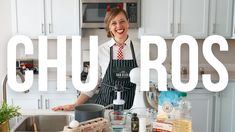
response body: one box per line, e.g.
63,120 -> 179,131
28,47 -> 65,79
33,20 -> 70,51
173,94 -> 192,132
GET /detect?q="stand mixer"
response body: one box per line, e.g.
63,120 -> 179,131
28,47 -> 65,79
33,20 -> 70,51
129,67 -> 159,109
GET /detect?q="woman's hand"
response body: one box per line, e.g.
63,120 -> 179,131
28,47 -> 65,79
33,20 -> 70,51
52,94 -> 90,111
52,104 -> 75,111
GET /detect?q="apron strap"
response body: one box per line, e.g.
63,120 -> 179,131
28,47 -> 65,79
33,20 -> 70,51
110,46 -> 113,60
130,41 -> 137,64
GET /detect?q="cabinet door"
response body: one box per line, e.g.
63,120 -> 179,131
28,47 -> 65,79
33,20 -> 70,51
14,0 -> 45,36
43,80 -> 78,109
43,93 -> 77,109
209,0 -> 233,38
141,0 -> 173,38
219,82 -> 235,132
174,0 -> 209,38
188,90 -> 214,132
7,79 -> 40,109
8,94 -> 40,109
45,0 -> 79,36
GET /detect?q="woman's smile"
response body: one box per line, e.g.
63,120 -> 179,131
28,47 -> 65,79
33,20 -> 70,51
116,29 -> 125,34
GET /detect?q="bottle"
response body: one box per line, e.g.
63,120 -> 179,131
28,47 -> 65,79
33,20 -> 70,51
173,93 -> 192,132
131,113 -> 139,132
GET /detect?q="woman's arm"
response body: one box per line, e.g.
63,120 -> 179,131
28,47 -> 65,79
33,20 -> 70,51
52,65 -> 103,111
52,93 -> 90,111
74,93 -> 90,105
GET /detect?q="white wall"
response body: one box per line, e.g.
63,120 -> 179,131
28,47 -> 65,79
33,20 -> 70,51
0,0 -> 12,103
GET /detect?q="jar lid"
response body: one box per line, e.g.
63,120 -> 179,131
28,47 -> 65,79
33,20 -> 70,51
132,113 -> 137,116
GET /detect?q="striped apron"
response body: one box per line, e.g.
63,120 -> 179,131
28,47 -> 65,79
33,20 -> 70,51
95,41 -> 138,109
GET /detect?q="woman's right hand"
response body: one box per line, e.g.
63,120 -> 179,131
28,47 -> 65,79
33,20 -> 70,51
52,104 -> 75,111
52,94 -> 90,111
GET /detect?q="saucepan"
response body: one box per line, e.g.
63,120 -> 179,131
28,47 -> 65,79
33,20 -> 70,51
75,103 -> 113,122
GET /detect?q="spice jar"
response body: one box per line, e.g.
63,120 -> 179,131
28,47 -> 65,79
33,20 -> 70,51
131,113 -> 139,132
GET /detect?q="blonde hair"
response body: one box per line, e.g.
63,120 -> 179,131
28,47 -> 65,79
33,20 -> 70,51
104,8 -> 129,38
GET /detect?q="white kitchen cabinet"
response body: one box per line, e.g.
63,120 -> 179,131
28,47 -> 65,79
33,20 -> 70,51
6,79 -> 40,109
40,80 -> 78,109
209,0 -> 233,38
174,0 -> 209,38
218,81 -> 235,132
7,80 -> 78,110
44,0 -> 80,36
11,0 -> 44,36
8,94 -> 40,109
12,0 -> 80,37
9,93 -> 77,110
140,0 -> 173,38
42,93 -> 77,109
141,0 -> 209,38
187,89 -> 215,132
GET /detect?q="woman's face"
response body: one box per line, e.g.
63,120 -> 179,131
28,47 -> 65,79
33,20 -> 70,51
109,12 -> 129,40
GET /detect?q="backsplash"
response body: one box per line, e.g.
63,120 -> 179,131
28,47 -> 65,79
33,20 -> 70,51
15,29 -> 235,72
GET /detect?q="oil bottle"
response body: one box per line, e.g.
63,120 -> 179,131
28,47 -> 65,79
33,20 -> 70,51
131,113 -> 139,132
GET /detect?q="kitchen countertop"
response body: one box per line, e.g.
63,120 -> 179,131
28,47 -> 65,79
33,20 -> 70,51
12,109 -> 132,131
15,109 -> 150,132
19,109 -> 74,116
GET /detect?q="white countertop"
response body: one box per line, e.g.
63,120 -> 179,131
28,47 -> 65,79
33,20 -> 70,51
19,109 -> 74,116
16,109 -> 146,132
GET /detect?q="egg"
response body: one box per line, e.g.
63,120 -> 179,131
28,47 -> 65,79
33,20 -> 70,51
69,120 -> 79,128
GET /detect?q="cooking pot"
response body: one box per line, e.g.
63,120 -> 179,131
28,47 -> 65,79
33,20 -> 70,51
75,103 -> 112,122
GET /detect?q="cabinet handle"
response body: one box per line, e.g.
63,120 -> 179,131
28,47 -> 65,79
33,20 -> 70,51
213,23 -> 216,33
178,23 -> 181,33
49,24 -> 52,33
170,23 -> 173,34
45,99 -> 50,109
41,24 -> 44,34
216,92 -> 221,98
38,99 -> 41,109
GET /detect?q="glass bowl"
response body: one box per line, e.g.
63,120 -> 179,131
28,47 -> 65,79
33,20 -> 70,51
108,111 -> 127,129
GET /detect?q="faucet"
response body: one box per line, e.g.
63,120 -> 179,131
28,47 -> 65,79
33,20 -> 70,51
2,70 -> 26,103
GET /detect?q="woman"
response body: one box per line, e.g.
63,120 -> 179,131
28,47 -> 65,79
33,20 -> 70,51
52,8 -> 140,111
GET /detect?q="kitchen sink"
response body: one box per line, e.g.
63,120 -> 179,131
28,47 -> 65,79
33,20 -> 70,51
12,115 -> 72,132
